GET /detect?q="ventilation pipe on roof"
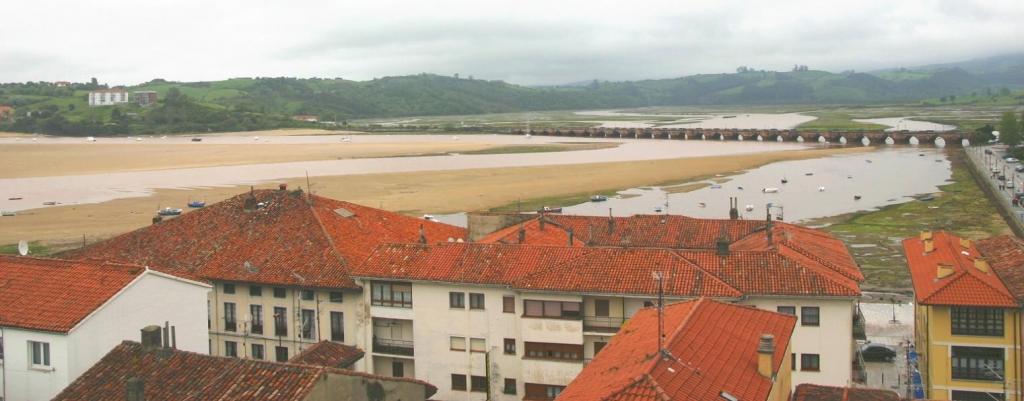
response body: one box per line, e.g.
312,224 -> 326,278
419,224 -> 427,244
608,208 -> 615,234
757,334 -> 776,379
729,197 -> 739,220
244,186 -> 257,212
765,209 -> 774,246
518,225 -> 526,244
126,377 -> 145,401
568,228 -> 574,246
540,215 -> 545,231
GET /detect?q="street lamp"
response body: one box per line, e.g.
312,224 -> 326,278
889,298 -> 901,324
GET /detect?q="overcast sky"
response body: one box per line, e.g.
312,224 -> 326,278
2,0 -> 1021,87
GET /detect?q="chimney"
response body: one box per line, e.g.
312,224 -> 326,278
418,224 -> 427,244
140,325 -> 161,349
126,377 -> 145,401
568,228 -> 574,246
279,183 -> 288,191
243,188 -> 257,212
975,257 -> 990,273
151,216 -> 162,225
937,263 -> 955,279
607,208 -> 615,234
765,210 -> 774,246
540,216 -> 546,231
171,325 -> 177,349
729,197 -> 739,220
757,334 -> 776,378
924,238 -> 934,253
518,225 -> 526,244
960,237 -> 971,248
920,231 -> 933,241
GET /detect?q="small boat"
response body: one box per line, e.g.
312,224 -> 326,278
698,203 -> 706,208
654,206 -> 663,213
919,153 -> 925,157
157,207 -> 182,216
254,136 -> 259,140
818,186 -> 825,192
188,200 -> 206,208
745,205 -> 754,211
86,136 -> 96,142
866,160 -> 872,163
763,187 -> 779,193
1,211 -> 15,217
341,136 -> 351,142
710,184 -> 722,189
737,186 -> 743,190
590,195 -> 608,202
525,133 -> 532,139
928,206 -> 940,209
161,136 -> 167,139
423,214 -> 440,222
191,138 -> 202,142
919,196 -> 935,201
805,173 -> 813,176
136,138 -> 142,141
452,136 -> 459,140
723,115 -> 737,119
935,159 -> 942,163
847,175 -> 853,179
8,197 -> 22,200
537,207 -> 563,213
854,195 -> 862,200
42,201 -> 57,205
781,176 -> 788,184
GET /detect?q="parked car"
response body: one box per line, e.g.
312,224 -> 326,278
1008,158 -> 1020,163
859,343 -> 897,362
1003,154 -> 1013,159
998,175 -> 1006,181
986,149 -> 994,155
1009,181 -> 1016,189
1015,165 -> 1024,172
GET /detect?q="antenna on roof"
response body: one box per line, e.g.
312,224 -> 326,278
18,240 -> 29,256
305,171 -> 313,204
652,271 -> 665,353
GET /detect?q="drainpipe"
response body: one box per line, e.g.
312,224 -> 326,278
2,324 -> 7,401
1016,310 -> 1020,401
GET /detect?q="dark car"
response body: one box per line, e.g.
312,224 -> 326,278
986,149 -> 994,155
1015,165 -> 1024,172
859,343 -> 897,362
999,174 -> 1007,181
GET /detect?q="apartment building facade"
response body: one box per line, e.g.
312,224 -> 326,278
87,89 -> 129,106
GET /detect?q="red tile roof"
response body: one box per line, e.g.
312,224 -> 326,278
354,243 -> 860,298
476,217 -> 584,247
0,256 -> 147,333
288,340 -> 364,368
558,298 -> 796,401
978,235 -> 1024,302
53,341 -> 437,400
792,384 -> 900,401
904,231 -> 1017,307
60,189 -> 466,290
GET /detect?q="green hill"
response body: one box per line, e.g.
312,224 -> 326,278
2,54 -> 1023,135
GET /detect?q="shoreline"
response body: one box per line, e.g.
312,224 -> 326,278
2,146 -> 869,250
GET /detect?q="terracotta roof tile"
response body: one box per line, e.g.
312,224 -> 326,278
559,298 -> 796,401
792,384 -> 900,401
53,341 -> 437,400
60,190 -> 466,290
978,235 -> 1024,302
679,249 -> 861,297
0,256 -> 146,333
904,231 -> 1017,307
476,217 -> 584,246
288,340 -> 364,368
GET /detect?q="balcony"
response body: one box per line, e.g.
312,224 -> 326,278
583,316 -> 626,333
853,308 -> 867,341
373,337 -> 415,357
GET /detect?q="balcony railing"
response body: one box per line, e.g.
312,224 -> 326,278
373,337 -> 415,356
583,316 -> 627,333
225,321 -> 237,332
853,310 -> 867,341
952,367 -> 1002,382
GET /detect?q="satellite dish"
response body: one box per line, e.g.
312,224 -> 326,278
18,240 -> 29,256
244,261 -> 257,273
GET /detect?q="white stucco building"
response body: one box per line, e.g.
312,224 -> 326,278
87,89 -> 129,106
0,256 -> 210,401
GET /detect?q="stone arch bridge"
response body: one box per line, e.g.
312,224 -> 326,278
513,128 -> 969,146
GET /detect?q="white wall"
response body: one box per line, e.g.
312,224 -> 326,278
87,91 -> 129,106
740,297 -> 855,387
1,329 -> 69,401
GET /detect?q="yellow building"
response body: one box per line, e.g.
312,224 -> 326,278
905,231 -> 1021,401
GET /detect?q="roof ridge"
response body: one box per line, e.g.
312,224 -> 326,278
924,273 -> 1018,306
307,195 -> 356,283
509,246 -> 596,286
774,247 -> 862,295
668,250 -> 744,298
780,240 -> 862,282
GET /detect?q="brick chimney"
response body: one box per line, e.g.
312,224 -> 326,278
757,334 -> 775,378
126,377 -> 145,401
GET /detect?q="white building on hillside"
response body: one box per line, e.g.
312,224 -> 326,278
0,256 -> 210,401
88,89 -> 129,106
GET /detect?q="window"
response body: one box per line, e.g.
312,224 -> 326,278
223,283 -> 235,294
330,312 -> 345,342
275,346 -> 288,362
594,341 -> 607,355
504,338 -> 516,355
249,285 -> 262,297
225,341 -> 238,357
503,296 -> 515,313
274,307 -> 287,336
791,353 -> 796,370
470,338 -> 486,353
643,301 -> 655,307
224,302 -> 237,332
503,378 -> 517,395
300,289 -> 314,301
450,292 -> 465,308
29,341 -> 50,367
594,299 -> 610,317
952,307 -> 1004,336
250,305 -> 263,334
524,342 -> 583,361
471,375 -> 487,392
301,309 -> 315,339
470,293 -> 485,310
273,287 -> 287,298
452,374 -> 467,390
371,282 -> 413,308
777,306 -> 796,316
450,336 -> 466,351
801,354 -> 820,371
392,361 -> 404,378
801,307 -> 820,326
952,346 -> 1003,381
329,291 -> 344,303
251,344 -> 264,360
525,383 -> 565,399
524,300 -> 582,319
951,390 -> 1005,400
0,336 -> 4,362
